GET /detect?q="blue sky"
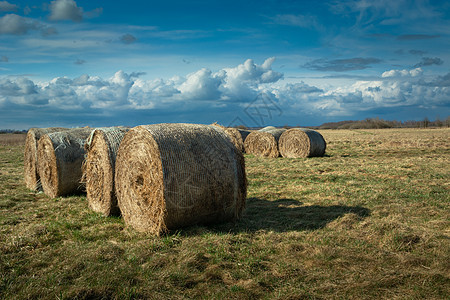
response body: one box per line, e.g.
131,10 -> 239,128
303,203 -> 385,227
0,0 -> 449,129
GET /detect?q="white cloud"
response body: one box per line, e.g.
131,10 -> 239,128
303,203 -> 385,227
381,67 -> 422,78
49,0 -> 83,22
0,61 -> 448,122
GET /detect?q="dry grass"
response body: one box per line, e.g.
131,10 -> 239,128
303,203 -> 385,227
0,134 -> 26,146
1,128 -> 449,299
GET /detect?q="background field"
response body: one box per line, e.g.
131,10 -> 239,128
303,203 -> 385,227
1,128 -> 449,299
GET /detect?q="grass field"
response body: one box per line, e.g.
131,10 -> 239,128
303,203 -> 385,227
1,128 -> 449,299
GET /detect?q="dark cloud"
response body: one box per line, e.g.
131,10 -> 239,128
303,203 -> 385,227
397,34 -> 440,41
409,49 -> 426,56
302,57 -> 382,72
0,1 -> 18,12
130,72 -> 146,78
414,57 -> 444,68
0,14 -> 40,35
120,34 -> 137,44
74,59 -> 86,65
426,73 -> 450,87
1,55 -> 8,62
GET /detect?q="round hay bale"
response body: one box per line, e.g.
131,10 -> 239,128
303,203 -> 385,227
210,123 -> 244,152
24,127 -> 67,191
83,127 -> 130,216
279,128 -> 326,158
37,127 -> 93,198
115,123 -> 247,234
244,128 -> 286,158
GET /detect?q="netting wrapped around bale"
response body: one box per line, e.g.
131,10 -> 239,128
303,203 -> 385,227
115,123 -> 247,234
279,128 -> 326,158
24,127 -> 68,191
37,127 -> 93,198
243,128 -> 286,158
210,123 -> 244,152
83,127 -> 130,216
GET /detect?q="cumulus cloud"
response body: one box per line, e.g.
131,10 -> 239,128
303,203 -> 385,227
303,57 -> 382,72
381,67 -> 422,78
0,58 -> 283,110
0,1 -> 18,12
1,59 -> 448,124
49,0 -> 83,22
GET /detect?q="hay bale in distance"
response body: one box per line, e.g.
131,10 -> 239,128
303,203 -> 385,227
279,128 -> 326,158
24,127 -> 67,191
244,128 -> 286,158
37,127 -> 93,198
115,123 -> 247,234
258,126 -> 277,132
83,127 -> 130,216
211,123 -> 244,152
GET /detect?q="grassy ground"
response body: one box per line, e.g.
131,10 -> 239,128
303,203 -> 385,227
1,128 -> 449,299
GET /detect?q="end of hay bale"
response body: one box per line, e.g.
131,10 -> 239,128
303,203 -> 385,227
37,135 -> 59,198
243,128 -> 286,158
279,128 -> 326,158
24,127 -> 67,191
37,128 -> 93,198
83,127 -> 129,216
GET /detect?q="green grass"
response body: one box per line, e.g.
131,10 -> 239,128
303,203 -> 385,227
1,128 -> 449,299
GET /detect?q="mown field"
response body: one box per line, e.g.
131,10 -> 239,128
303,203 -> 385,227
0,128 -> 449,299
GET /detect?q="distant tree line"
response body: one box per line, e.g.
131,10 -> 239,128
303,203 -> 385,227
317,117 -> 450,130
0,129 -> 27,134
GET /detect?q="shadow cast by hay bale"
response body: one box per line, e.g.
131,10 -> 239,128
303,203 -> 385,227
207,198 -> 370,233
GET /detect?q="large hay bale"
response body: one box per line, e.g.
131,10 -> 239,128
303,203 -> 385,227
37,127 -> 93,198
83,127 -> 130,216
115,123 -> 247,234
24,127 -> 67,191
211,123 -> 244,152
243,128 -> 286,158
279,128 -> 326,158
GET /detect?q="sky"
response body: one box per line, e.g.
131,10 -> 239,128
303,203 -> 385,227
0,0 -> 449,129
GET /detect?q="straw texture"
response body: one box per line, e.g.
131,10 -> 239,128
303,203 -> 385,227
37,127 -> 93,198
83,127 -> 130,216
243,128 -> 286,158
24,127 -> 67,191
279,128 -> 327,158
211,123 -> 244,152
115,123 -> 247,235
